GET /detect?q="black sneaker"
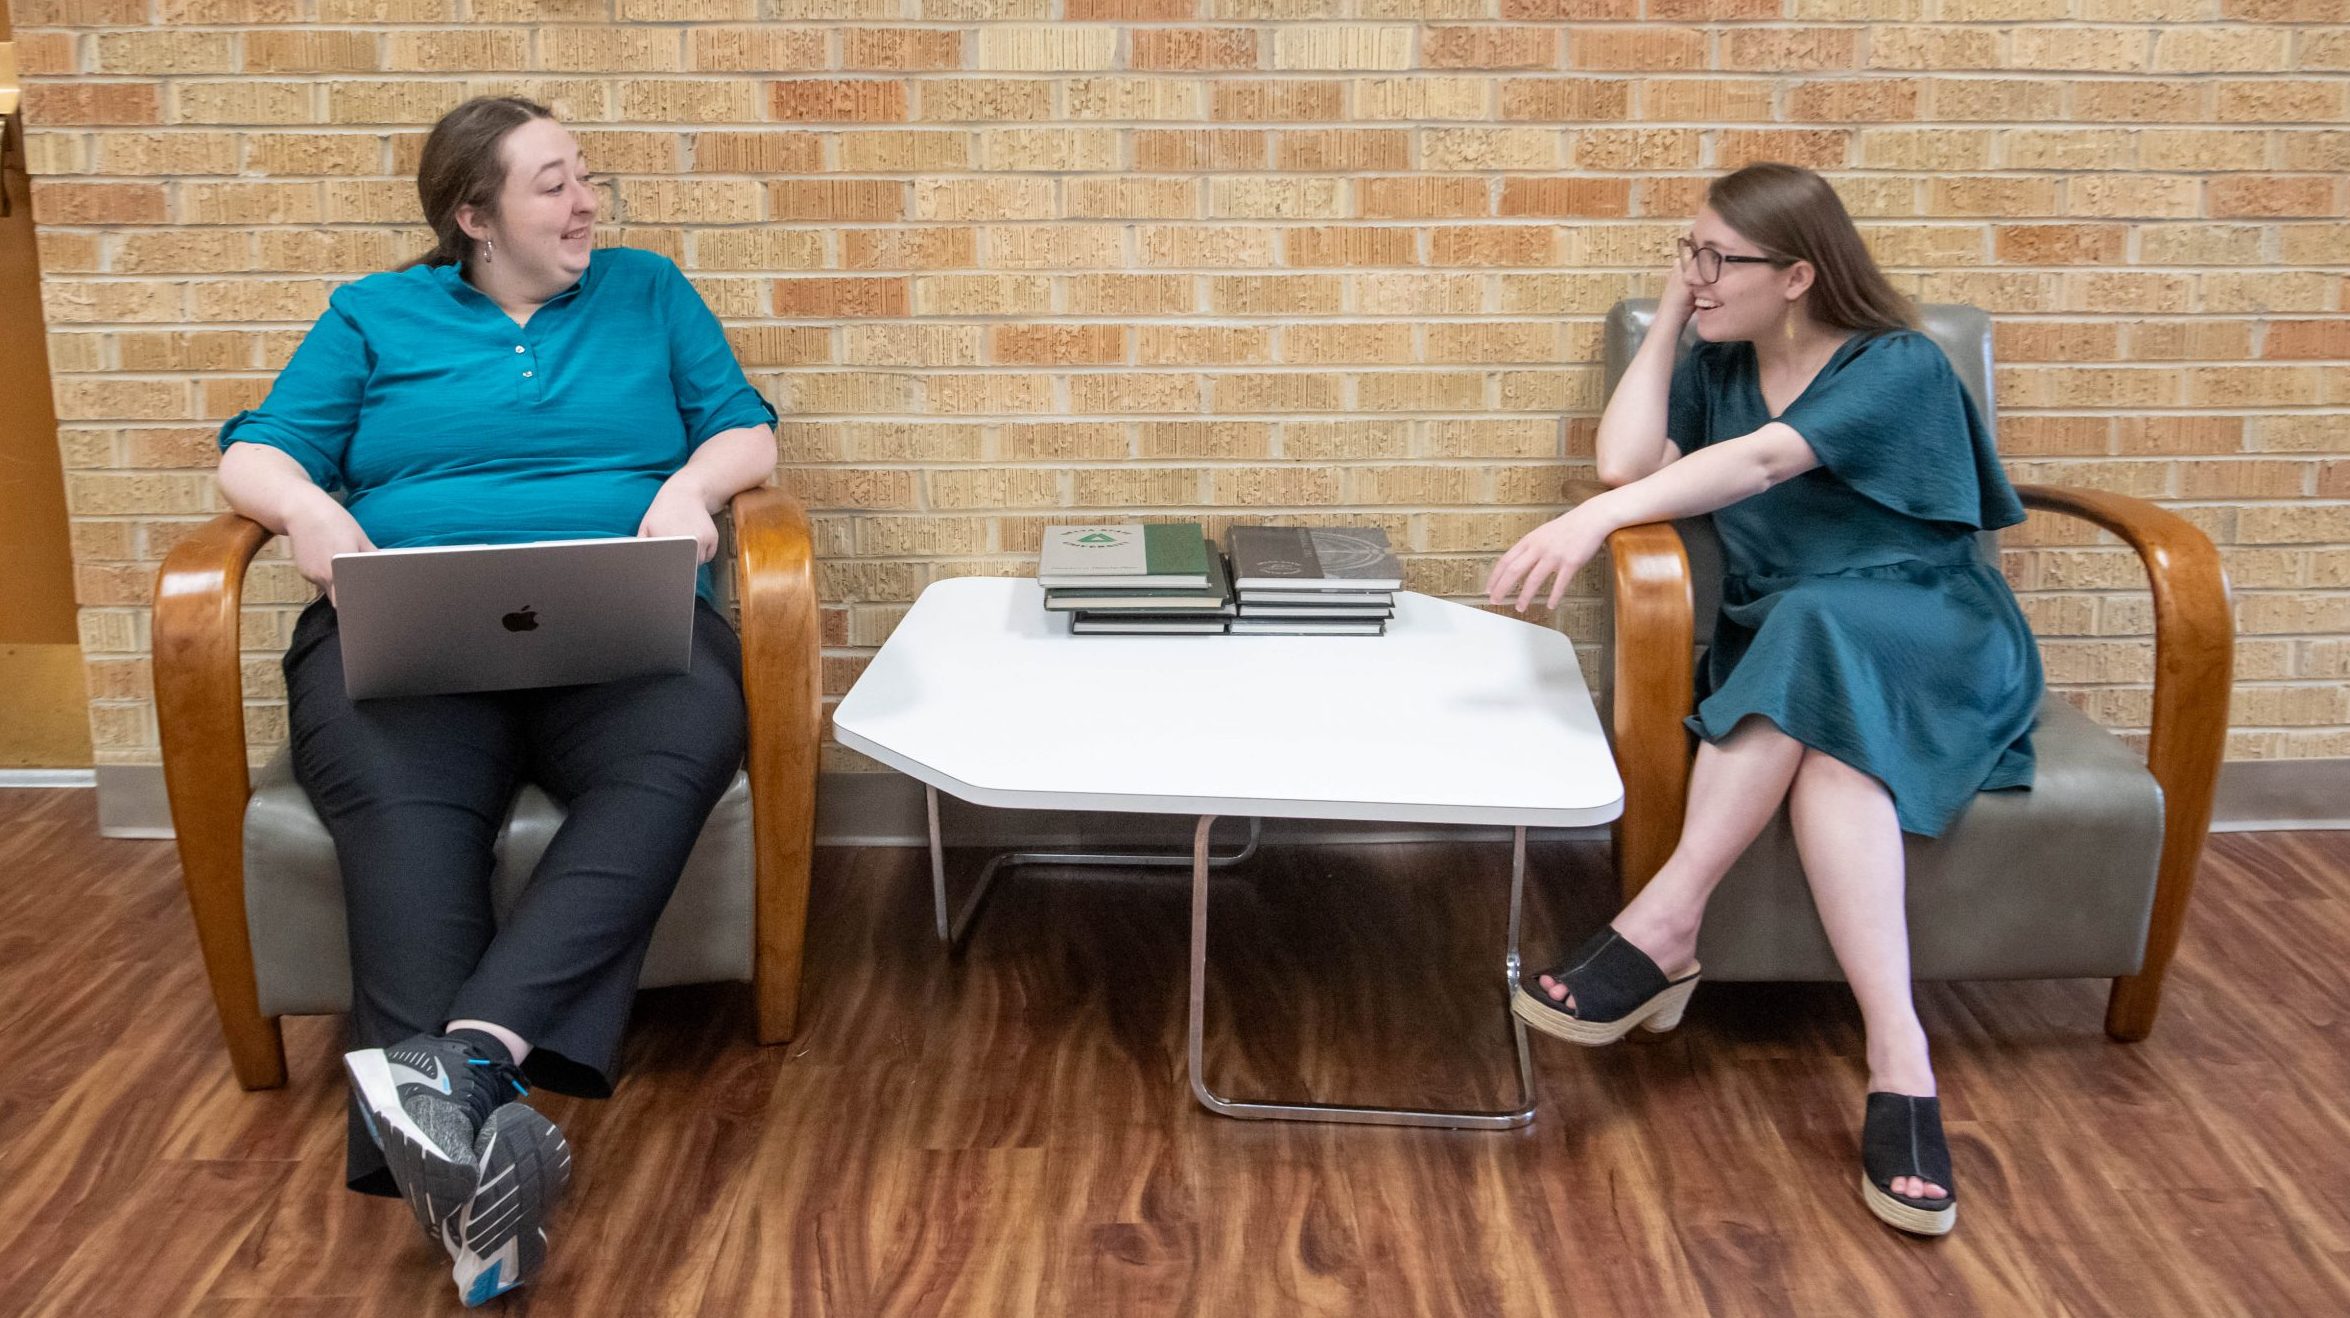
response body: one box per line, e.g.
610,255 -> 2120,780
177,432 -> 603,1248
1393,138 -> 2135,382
448,1103 -> 573,1306
343,1034 -> 531,1241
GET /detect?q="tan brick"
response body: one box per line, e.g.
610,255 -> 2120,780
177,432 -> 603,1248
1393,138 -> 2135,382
994,325 -> 1127,365
2013,27 -> 2152,72
1212,80 -> 1345,122
615,179 -> 761,225
34,182 -> 168,226
1072,467 -> 1205,507
2208,176 -> 2338,219
24,83 -> 164,126
1208,463 -> 1343,502
1869,27 -> 1998,70
2154,27 -> 2293,74
978,27 -> 1120,71
1067,77 -> 1204,121
838,131 -> 971,173
54,382 -> 195,423
468,0 -> 602,17
2217,80 -> 2349,124
1285,226 -> 1420,268
1137,225 -> 1276,268
845,325 -> 983,368
982,128 -> 1123,173
1359,177 -> 1488,220
1423,127 -> 1562,171
1206,179 -> 1341,224
93,31 -> 237,75
725,326 -> 831,366
1496,272 -> 1641,314
1283,420 -> 1410,460
2280,223 -> 2350,267
770,80 -> 909,124
1109,130 -> 1242,176
2116,415 -> 2246,456
2004,128 -> 2137,172
915,178 -> 1056,223
11,0 -> 145,20
2265,321 -> 2350,360
1137,421 -> 1275,458
843,28 -> 963,71
1428,322 -> 1564,364
1066,274 -> 1195,316
1424,26 -> 1558,70
1928,176 -> 2060,217
1498,78 -> 1633,121
926,374 -> 1058,416
1259,129 -> 1396,173
535,28 -> 681,74
2203,272 -> 2336,315
245,133 -> 383,177
1282,323 -> 1415,365
1070,178 -> 1201,220
685,27 -> 825,73
1069,374 -> 1202,413
1496,178 -> 1631,219
1995,224 -> 2126,265
41,279 -> 186,324
1211,373 -> 1346,413
1354,77 -> 1490,120
773,277 -> 910,318
1209,274 -> 1344,315
1356,273 -> 1483,315
319,0 -> 456,16
767,180 -> 906,223
1273,26 -> 1413,71
2067,176 -> 2200,219
326,81 -> 468,125
913,274 -> 1053,317
919,80 -> 1059,123
2137,129 -> 2270,173
113,231 -> 255,276
1715,128 -> 1849,171
1579,28 -> 1709,71
993,226 -> 1126,269
1786,78 -> 1922,123
2281,132 -> 2350,173
928,469 -> 1063,510
1633,78 -> 1771,123
691,131 -> 822,175
1430,225 -> 1558,266
318,179 -> 424,225
998,423 -> 1126,463
841,228 -> 976,271
1922,78 -> 2065,122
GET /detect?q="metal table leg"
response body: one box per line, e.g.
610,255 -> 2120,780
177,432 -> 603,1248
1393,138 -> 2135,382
1185,814 -> 1538,1130
925,785 -> 1264,948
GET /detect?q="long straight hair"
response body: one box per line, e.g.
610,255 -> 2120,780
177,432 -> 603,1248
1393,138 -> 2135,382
1706,163 -> 1915,334
404,96 -> 555,270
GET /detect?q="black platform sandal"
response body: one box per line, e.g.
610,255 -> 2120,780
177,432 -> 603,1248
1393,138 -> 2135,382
1510,928 -> 1701,1046
1861,1092 -> 1958,1236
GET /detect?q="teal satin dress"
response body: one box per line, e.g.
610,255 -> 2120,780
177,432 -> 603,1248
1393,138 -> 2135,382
1666,329 -> 2041,838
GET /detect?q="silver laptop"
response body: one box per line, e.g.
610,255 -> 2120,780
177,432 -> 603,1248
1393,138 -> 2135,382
332,536 -> 700,699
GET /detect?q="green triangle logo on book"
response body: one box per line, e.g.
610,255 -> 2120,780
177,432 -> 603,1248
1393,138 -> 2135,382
1074,532 -> 1118,545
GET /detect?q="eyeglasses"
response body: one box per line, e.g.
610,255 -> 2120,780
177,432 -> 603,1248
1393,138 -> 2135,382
1677,237 -> 1788,286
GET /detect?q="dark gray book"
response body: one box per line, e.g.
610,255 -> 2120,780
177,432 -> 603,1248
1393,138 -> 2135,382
1226,525 -> 1402,592
1070,614 -> 1230,635
1228,617 -> 1386,637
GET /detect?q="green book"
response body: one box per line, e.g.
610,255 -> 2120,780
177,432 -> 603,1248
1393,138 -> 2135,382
1045,552 -> 1232,612
1037,523 -> 1212,589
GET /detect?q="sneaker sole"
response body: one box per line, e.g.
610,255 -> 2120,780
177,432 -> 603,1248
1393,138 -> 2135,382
450,1104 -> 573,1307
344,1048 -> 479,1238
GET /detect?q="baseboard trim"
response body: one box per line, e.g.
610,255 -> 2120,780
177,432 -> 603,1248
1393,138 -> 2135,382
86,756 -> 2350,841
0,769 -> 96,788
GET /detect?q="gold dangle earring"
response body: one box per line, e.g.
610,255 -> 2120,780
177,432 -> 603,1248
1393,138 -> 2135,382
1782,300 -> 1798,345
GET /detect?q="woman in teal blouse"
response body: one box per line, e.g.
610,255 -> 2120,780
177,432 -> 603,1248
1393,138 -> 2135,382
215,97 -> 778,1304
1489,164 -> 2040,1238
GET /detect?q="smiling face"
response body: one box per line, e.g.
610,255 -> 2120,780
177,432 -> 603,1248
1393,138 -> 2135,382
1683,205 -> 1814,344
458,117 -> 598,288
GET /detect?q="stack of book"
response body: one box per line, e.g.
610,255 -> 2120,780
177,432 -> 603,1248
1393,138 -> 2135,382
1038,522 -> 1234,635
1225,525 -> 1401,636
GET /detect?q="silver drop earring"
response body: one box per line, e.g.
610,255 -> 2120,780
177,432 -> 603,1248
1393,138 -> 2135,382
483,238 -> 494,265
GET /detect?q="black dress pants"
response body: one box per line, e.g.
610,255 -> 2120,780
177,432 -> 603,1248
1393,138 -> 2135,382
282,597 -> 747,1195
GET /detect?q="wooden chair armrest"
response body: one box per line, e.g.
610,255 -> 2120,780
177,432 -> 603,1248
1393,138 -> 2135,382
1566,479 -> 1696,901
153,512 -> 283,1087
2016,484 -> 2234,1040
729,485 -> 822,1042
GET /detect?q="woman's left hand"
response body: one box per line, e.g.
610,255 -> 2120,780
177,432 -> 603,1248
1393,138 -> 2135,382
638,476 -> 720,563
1486,507 -> 1611,613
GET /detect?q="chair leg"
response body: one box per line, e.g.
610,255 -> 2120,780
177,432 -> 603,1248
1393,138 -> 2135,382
218,998 -> 290,1091
2103,834 -> 2208,1043
752,853 -> 811,1045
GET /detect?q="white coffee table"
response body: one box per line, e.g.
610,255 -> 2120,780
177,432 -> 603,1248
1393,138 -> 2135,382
832,576 -> 1624,1130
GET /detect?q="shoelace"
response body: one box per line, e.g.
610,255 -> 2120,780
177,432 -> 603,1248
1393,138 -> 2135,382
458,1054 -> 531,1130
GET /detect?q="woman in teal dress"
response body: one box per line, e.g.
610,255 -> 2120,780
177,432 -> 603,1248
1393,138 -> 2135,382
1488,163 -> 2041,1237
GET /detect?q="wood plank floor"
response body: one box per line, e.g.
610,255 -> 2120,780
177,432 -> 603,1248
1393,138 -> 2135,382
1,786 -> 2345,1316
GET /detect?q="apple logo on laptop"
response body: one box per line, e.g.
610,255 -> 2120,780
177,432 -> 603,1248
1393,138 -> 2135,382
502,605 -> 539,633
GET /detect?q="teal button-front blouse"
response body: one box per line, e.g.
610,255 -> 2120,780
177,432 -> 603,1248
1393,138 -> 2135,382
218,247 -> 777,589
1667,329 -> 2043,837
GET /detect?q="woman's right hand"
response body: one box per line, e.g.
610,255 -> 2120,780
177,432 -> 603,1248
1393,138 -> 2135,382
284,501 -> 374,604
1657,245 -> 1698,328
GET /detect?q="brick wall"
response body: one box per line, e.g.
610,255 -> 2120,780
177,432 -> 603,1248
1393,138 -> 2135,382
14,1 -> 2349,774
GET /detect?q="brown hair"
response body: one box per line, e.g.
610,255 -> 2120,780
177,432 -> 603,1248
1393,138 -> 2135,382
1706,163 -> 1916,334
406,96 -> 555,270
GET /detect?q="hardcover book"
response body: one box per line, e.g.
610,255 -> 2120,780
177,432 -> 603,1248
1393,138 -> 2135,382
1038,523 -> 1211,589
1226,526 -> 1403,592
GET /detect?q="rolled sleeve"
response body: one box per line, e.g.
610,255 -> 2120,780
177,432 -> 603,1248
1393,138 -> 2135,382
658,260 -> 778,448
217,298 -> 367,489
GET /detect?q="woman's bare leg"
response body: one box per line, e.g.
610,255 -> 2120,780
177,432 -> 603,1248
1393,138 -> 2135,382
1786,747 -> 1945,1202
1538,715 -> 1804,1004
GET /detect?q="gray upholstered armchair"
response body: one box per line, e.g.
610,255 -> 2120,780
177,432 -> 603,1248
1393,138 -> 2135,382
153,487 -> 823,1090
1590,302 -> 2233,1041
